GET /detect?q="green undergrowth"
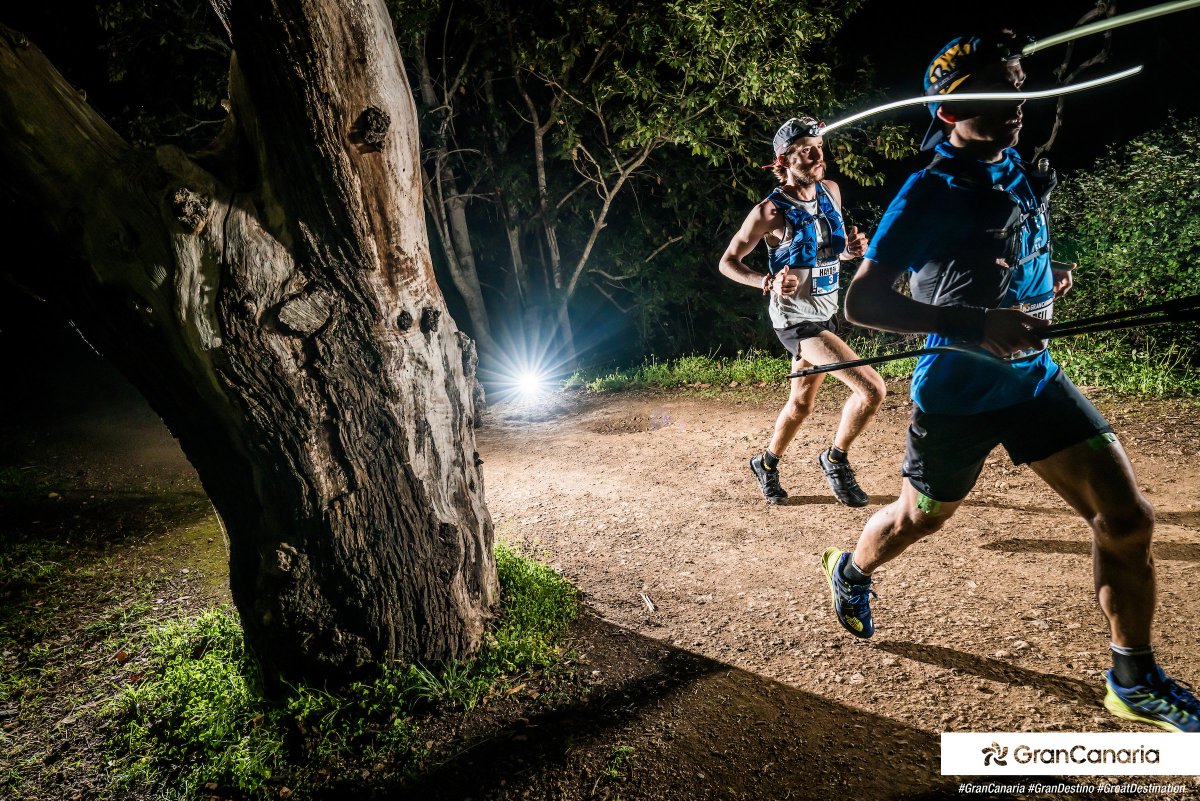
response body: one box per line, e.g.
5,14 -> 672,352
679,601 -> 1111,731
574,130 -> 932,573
1052,335 -> 1200,397
565,332 -> 1199,398
565,349 -> 791,392
102,540 -> 579,798
565,337 -> 919,393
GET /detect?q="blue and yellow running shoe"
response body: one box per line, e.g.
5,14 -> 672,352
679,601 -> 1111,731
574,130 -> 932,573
821,547 -> 876,639
1104,666 -> 1200,732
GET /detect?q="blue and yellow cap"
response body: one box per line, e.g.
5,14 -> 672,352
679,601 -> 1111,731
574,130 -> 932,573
921,32 -> 1024,150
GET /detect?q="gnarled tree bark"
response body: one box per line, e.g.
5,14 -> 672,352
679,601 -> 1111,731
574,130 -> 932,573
0,0 -> 497,691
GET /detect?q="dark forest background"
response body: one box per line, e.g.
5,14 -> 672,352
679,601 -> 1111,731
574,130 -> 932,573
2,0 -> 1198,386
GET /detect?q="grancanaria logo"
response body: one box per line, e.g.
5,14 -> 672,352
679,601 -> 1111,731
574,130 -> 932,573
982,743 -> 1009,766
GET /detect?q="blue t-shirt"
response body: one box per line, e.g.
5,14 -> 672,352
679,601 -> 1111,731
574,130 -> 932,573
865,143 -> 1059,415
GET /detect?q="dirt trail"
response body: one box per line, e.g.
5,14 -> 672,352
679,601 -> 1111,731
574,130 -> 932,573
8,340 -> 1200,797
476,383 -> 1200,794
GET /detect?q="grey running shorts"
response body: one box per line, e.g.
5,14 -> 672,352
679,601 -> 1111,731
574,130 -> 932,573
774,317 -> 839,359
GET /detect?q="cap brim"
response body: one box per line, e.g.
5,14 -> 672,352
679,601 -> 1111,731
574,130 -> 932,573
920,116 -> 948,152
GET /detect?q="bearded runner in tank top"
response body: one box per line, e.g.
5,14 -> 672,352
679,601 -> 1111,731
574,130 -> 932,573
718,116 -> 885,508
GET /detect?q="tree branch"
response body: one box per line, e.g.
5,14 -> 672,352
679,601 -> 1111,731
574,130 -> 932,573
1033,2 -> 1116,160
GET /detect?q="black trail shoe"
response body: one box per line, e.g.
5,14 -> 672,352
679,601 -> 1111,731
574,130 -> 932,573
818,448 -> 869,507
749,455 -> 788,504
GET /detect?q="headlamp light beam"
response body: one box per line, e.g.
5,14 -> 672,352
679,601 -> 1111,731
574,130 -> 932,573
819,66 -> 1142,135
1022,0 -> 1200,56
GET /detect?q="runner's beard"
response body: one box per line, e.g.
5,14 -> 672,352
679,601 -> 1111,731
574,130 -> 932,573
796,162 -> 825,185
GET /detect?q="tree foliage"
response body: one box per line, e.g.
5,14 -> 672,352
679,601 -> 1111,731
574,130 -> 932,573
95,0 -> 230,147
1052,115 -> 1200,356
389,0 -> 912,364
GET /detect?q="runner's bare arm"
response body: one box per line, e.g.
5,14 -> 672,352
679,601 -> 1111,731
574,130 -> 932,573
718,202 -> 779,292
846,258 -> 1047,357
717,202 -> 803,298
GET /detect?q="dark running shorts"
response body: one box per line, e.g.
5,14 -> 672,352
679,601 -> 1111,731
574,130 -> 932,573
902,369 -> 1114,503
774,317 -> 839,359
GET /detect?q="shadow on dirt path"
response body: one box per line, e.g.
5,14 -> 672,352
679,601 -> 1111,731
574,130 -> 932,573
387,615 -> 959,801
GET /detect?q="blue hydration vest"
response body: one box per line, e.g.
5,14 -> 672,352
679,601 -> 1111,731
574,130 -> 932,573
865,143 -> 1061,414
907,149 -> 1057,311
764,182 -> 846,276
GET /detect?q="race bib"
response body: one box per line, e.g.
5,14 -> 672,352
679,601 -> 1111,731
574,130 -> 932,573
811,259 -> 840,297
1005,295 -> 1053,360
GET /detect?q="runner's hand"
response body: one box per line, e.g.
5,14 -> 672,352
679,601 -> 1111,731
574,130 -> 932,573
980,308 -> 1049,358
773,265 -> 800,297
844,225 -> 868,258
1051,264 -> 1075,298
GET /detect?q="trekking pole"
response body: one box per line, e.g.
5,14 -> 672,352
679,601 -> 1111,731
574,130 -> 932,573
785,294 -> 1200,379
1040,295 -> 1200,338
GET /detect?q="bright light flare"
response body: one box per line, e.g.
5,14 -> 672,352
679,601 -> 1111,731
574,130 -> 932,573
480,305 -> 619,407
482,335 -> 567,406
517,369 -> 548,400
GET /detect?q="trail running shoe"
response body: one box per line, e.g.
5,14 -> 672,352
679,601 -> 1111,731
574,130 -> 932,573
821,548 -> 876,639
1104,666 -> 1200,732
818,449 -> 870,507
750,454 -> 788,504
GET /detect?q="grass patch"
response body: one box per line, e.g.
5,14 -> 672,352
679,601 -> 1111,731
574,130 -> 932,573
106,609 -> 283,796
565,350 -> 793,392
592,743 -> 636,795
1053,335 -> 1200,397
101,541 -> 580,798
564,335 -> 923,393
564,331 -> 1199,398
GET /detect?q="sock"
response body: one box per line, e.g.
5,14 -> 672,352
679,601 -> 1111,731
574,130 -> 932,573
840,556 -> 871,584
763,449 -> 780,471
828,446 -> 848,463
1110,643 -> 1157,688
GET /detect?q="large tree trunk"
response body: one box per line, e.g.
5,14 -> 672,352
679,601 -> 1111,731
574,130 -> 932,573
0,0 -> 497,691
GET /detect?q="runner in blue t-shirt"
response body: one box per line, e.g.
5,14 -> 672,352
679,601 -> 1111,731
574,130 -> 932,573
819,32 -> 1200,732
719,116 -> 884,507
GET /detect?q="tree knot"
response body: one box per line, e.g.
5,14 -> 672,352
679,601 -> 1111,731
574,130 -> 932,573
272,543 -> 300,576
277,287 -> 335,336
420,307 -> 441,334
351,106 -> 391,151
171,186 -> 212,234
